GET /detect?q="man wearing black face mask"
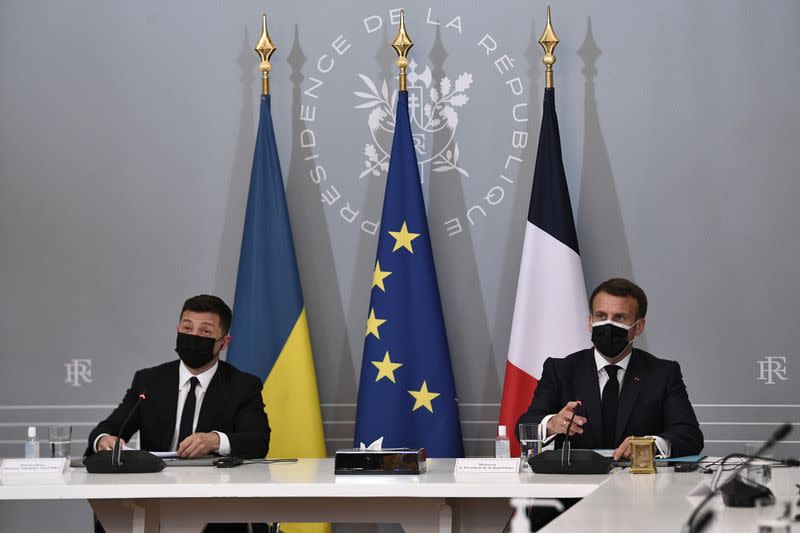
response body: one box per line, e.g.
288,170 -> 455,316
516,278 -> 703,461
86,295 -> 270,460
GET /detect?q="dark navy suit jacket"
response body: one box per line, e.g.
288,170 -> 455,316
85,360 -> 270,459
516,348 -> 703,457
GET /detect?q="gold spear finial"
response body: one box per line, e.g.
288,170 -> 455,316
391,10 -> 414,91
255,13 -> 277,95
538,6 -> 560,89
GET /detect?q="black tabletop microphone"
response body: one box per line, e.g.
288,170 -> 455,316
684,423 -> 794,533
84,391 -> 166,474
717,423 -> 793,507
529,400 -> 611,474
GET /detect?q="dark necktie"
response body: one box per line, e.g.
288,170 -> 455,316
178,377 -> 200,445
601,365 -> 621,448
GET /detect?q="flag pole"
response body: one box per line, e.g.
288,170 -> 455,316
391,10 -> 413,91
539,6 -> 560,89
255,13 -> 277,95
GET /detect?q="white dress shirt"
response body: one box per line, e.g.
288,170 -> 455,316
94,361 -> 231,455
169,361 -> 231,454
538,349 -> 671,457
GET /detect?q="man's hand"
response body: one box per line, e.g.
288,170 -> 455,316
177,432 -> 220,458
97,435 -> 126,452
613,437 -> 633,461
545,401 -> 587,437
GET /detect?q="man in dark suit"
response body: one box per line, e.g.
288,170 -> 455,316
517,278 -> 703,461
86,294 -> 270,458
87,295 -> 271,533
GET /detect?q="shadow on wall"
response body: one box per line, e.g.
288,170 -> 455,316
575,17 -> 648,348
344,20 -> 396,434
213,27 -> 256,310
425,24 -> 499,455
284,25 -> 356,452
494,14 -> 542,392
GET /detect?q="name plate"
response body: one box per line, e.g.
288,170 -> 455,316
1,458 -> 68,475
455,458 -> 520,474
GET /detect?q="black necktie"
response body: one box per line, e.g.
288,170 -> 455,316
601,365 -> 621,448
178,377 -> 200,445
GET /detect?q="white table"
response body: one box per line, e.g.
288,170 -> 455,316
540,466 -> 800,533
0,458 -> 605,533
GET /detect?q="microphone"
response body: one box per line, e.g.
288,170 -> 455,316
758,423 -> 791,454
709,423 -> 793,492
718,423 -> 793,507
684,423 -> 793,533
84,391 -> 166,474
560,401 -> 582,467
540,400 -> 582,450
112,392 -> 147,466
529,401 -> 611,474
691,509 -> 714,533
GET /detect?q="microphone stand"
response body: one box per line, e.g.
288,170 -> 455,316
111,392 -> 146,467
560,409 -> 578,468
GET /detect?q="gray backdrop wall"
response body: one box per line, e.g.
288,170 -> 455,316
1,0 -> 798,530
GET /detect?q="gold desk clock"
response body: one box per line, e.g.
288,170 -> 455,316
629,437 -> 656,474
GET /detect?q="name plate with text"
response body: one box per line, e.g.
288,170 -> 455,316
455,458 -> 520,474
1,458 -> 68,475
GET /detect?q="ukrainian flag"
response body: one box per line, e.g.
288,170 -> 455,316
227,93 -> 327,532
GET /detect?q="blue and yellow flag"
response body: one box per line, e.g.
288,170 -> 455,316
227,94 -> 326,462
354,91 -> 465,457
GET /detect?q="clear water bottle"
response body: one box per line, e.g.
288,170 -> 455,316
495,425 -> 510,458
24,426 -> 40,458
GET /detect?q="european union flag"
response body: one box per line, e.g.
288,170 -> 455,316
354,91 -> 465,457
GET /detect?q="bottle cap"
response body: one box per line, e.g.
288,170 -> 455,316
27,426 -> 36,438
498,425 -> 507,437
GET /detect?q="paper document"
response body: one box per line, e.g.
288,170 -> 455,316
119,445 -> 178,459
658,455 -> 706,463
149,451 -> 180,458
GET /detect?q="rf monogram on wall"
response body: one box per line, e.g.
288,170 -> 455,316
65,358 -> 93,388
756,356 -> 788,385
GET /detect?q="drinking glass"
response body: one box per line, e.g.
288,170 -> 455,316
744,441 -> 768,484
519,424 -> 542,472
48,425 -> 72,458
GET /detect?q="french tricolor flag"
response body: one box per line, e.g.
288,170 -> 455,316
499,87 -> 590,456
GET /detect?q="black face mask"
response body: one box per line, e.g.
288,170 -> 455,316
175,332 -> 222,369
591,320 -> 637,359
